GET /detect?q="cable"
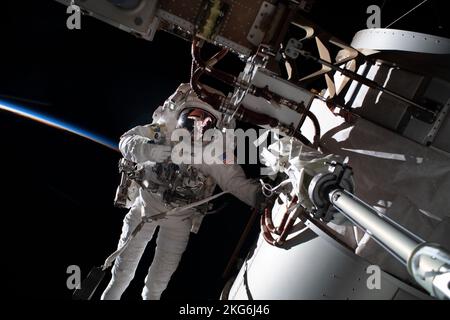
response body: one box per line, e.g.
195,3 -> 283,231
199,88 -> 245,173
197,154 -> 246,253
385,0 -> 429,29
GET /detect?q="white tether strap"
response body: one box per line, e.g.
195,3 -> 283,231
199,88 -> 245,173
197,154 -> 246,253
102,191 -> 229,270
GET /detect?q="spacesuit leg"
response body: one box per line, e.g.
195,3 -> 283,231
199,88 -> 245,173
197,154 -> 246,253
141,218 -> 192,300
101,205 -> 157,300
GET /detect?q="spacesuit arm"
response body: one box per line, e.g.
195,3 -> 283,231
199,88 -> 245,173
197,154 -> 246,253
200,163 -> 260,208
119,124 -> 170,163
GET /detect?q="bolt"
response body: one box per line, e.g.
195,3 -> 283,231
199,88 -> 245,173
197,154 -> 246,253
332,193 -> 341,202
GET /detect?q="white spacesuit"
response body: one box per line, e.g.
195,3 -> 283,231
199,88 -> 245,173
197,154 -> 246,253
101,84 -> 260,300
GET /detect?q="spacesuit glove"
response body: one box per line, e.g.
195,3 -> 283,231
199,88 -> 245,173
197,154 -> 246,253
148,144 -> 172,163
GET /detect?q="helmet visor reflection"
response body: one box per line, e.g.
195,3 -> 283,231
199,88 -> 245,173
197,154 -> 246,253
176,108 -> 217,138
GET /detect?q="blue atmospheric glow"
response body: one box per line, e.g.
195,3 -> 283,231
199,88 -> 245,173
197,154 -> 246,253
0,99 -> 119,151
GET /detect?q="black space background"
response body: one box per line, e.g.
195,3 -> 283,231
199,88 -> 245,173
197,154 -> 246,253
0,0 -> 448,300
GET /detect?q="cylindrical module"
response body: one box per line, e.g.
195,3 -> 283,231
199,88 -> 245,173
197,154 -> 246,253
226,190 -> 429,300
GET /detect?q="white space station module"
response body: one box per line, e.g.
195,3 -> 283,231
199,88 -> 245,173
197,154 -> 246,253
56,0 -> 450,300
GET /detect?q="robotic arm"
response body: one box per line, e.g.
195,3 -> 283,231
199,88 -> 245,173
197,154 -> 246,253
309,163 -> 450,300
259,137 -> 450,300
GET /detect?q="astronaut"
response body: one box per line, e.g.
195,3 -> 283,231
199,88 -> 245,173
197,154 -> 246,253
101,84 -> 261,300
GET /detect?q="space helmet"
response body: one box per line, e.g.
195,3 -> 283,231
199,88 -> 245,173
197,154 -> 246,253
176,107 -> 219,140
152,83 -> 231,137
